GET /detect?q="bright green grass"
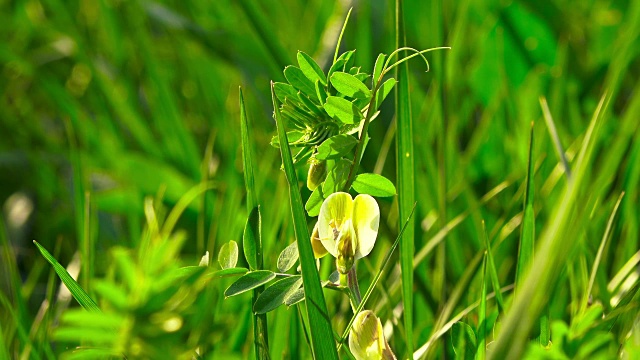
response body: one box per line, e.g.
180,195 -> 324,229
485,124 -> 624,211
1,0 -> 639,359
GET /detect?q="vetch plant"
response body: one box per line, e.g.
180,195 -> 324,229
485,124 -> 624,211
220,9 -> 447,359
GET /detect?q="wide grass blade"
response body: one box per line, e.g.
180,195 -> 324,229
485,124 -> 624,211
33,241 -> 99,313
239,87 -> 270,359
395,0 -> 416,354
271,81 -> 339,359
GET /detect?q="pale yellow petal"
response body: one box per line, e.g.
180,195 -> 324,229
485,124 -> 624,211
352,194 -> 380,259
311,222 -> 328,258
318,192 -> 353,258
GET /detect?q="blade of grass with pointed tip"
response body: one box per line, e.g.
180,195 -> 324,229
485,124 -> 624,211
272,81 -> 339,360
33,241 -> 99,313
477,253 -> 487,360
515,122 -> 548,345
583,192 -> 625,313
488,94 -> 610,360
239,87 -> 270,359
396,0 -> 415,353
540,97 -> 571,179
482,221 -> 504,311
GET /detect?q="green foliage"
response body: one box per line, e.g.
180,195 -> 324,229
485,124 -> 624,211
2,0 -> 639,359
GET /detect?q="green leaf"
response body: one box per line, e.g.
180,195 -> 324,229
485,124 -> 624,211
330,72 -> 371,99
316,134 -> 358,160
243,206 -> 260,270
218,240 -> 239,269
477,253 -> 487,360
270,131 -> 306,148
372,53 -> 386,86
373,78 -> 396,111
322,159 -> 351,194
305,186 -> 325,217
451,322 -> 477,360
272,82 -> 339,359
277,242 -> 299,273
224,270 -> 276,297
33,241 -> 100,312
298,93 -> 324,116
324,96 -> 363,124
351,173 -> 396,197
328,50 -> 355,78
284,287 -> 305,306
297,51 -> 327,86
253,276 -> 303,314
315,81 -> 328,104
273,82 -> 299,104
284,66 -> 317,98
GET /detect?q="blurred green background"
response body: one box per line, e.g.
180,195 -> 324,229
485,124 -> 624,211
1,0 -> 639,358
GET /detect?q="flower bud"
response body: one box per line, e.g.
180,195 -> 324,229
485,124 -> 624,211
349,310 -> 396,360
306,158 -> 326,191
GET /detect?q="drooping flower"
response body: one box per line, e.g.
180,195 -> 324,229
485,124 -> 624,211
349,310 -> 396,360
317,192 -> 380,274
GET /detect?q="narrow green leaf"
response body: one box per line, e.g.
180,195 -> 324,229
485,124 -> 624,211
284,287 -> 306,307
330,72 -> 371,99
482,221 -> 504,311
277,242 -> 299,273
33,241 -> 100,312
515,123 -> 536,290
272,81 -> 339,359
298,92 -> 324,116
225,270 -> 276,298
351,173 -> 396,197
477,253 -> 487,360
451,322 -> 477,360
584,192 -> 625,312
332,8 -> 352,64
373,78 -> 397,111
284,66 -> 317,98
240,86 -> 270,360
218,240 -> 239,270
315,80 -> 328,104
395,1 -> 415,352
328,50 -> 355,79
305,186 -> 325,217
372,53 -> 387,86
243,206 -> 260,270
254,276 -> 303,314
324,96 -> 363,124
322,159 -> 351,194
274,82 -> 299,104
298,51 -> 327,86
316,134 -> 358,160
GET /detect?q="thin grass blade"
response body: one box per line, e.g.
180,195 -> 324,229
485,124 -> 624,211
272,81 -> 339,359
395,0 -> 415,354
33,241 -> 99,312
239,87 -> 270,359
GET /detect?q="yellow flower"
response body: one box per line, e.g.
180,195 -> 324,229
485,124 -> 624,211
317,192 -> 379,274
349,310 -> 396,360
